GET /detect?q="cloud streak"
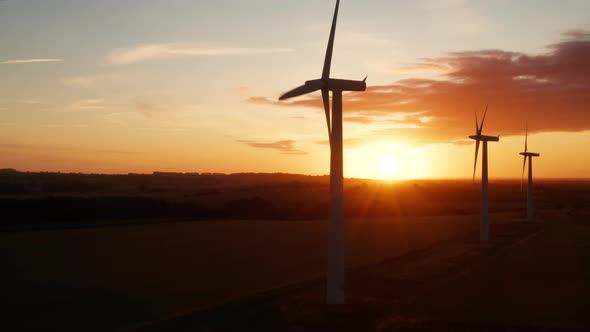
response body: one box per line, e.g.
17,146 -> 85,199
61,76 -> 95,87
42,99 -> 106,113
70,99 -> 105,110
0,143 -> 136,155
135,102 -> 166,118
419,0 -> 491,37
237,140 -> 307,155
0,59 -> 62,65
394,62 -> 452,73
105,43 -> 291,65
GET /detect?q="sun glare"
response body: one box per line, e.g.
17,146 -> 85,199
345,141 -> 433,180
377,156 -> 400,180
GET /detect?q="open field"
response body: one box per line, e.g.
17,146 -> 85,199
2,173 -> 590,331
2,213 -> 488,331
129,219 -> 590,332
409,221 -> 590,329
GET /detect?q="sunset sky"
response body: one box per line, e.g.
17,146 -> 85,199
1,0 -> 589,179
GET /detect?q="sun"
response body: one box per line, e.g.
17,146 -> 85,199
376,156 -> 401,180
345,141 -> 432,180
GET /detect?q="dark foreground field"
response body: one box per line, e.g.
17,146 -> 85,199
2,172 -> 590,331
129,219 -> 590,332
2,214 -> 480,331
3,214 -> 590,331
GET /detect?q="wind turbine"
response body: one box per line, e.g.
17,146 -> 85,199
278,0 -> 366,305
520,125 -> 540,222
469,105 -> 499,242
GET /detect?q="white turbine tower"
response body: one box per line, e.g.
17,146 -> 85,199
469,105 -> 499,242
520,125 -> 540,222
278,0 -> 366,305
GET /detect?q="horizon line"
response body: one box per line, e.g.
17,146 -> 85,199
1,168 -> 588,181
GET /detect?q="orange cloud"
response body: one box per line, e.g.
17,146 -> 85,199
394,62 -> 451,73
237,140 -> 307,155
250,31 -> 590,145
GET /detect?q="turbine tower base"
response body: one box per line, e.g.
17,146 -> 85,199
327,90 -> 345,305
481,141 -> 489,242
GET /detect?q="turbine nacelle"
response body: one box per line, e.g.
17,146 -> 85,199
307,78 -> 367,92
520,123 -> 540,190
520,123 -> 540,220
279,78 -> 366,101
469,134 -> 500,142
470,105 -> 499,182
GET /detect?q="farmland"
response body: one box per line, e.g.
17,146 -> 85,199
1,171 -> 589,331
2,214 -> 484,331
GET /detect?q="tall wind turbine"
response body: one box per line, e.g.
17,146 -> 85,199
278,0 -> 366,305
520,125 -> 540,222
469,105 -> 499,242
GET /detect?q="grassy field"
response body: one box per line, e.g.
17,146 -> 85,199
125,219 -> 545,331
409,220 -> 590,329
1,214 -> 485,331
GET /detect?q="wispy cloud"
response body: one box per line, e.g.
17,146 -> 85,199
249,95 -> 427,127
135,102 -> 165,118
0,59 -> 62,65
0,143 -> 137,155
105,43 -> 292,65
237,139 -> 308,155
104,108 -> 222,132
419,0 -> 492,36
43,99 -> 106,113
394,62 -> 452,73
70,99 -> 105,110
61,76 -> 95,87
60,73 -> 121,88
134,101 -> 210,120
20,100 -> 42,105
39,124 -> 88,129
232,86 -> 258,98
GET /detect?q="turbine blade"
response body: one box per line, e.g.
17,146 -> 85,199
322,0 -> 340,80
475,110 -> 479,134
523,123 -> 529,152
322,89 -> 332,143
473,140 -> 480,183
521,155 -> 526,191
479,104 -> 488,134
279,81 -> 323,100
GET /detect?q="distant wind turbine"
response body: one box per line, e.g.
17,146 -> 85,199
520,124 -> 540,222
469,105 -> 499,242
278,0 -> 367,305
